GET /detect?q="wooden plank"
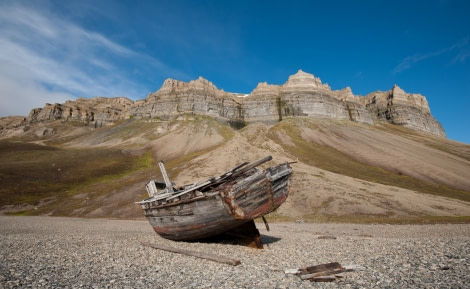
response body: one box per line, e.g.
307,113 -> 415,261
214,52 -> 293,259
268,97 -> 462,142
300,268 -> 345,280
297,262 -> 346,282
229,161 -> 250,173
303,262 -> 344,273
163,160 -> 253,201
317,235 -> 337,240
165,180 -> 212,200
284,268 -> 300,274
231,156 -> 272,178
141,242 -> 241,266
267,168 -> 292,181
145,181 -> 158,197
312,276 -> 338,282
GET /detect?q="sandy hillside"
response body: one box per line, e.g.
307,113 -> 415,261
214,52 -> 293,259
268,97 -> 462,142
1,117 -> 469,220
300,121 -> 470,191
148,121 -> 470,219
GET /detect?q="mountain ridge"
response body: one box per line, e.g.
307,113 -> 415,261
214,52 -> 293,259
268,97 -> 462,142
1,70 -> 445,138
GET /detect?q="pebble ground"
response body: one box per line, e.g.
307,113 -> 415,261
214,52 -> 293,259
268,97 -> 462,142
1,216 -> 469,288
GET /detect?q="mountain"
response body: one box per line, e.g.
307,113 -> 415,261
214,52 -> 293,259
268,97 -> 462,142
2,70 -> 444,137
0,71 -> 468,222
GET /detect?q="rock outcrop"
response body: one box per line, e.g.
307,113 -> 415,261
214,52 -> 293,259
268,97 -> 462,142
130,77 -> 242,123
25,97 -> 133,128
277,71 -> 375,124
4,70 -> 445,137
365,85 -> 444,136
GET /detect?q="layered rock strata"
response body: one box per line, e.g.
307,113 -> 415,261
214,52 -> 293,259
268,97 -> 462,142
130,77 -> 243,124
13,70 -> 445,137
365,85 -> 444,136
25,97 -> 134,128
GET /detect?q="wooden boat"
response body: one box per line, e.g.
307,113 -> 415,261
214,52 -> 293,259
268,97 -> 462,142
136,156 -> 292,248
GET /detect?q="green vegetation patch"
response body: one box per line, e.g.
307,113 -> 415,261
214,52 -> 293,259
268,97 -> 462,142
0,141 -> 147,207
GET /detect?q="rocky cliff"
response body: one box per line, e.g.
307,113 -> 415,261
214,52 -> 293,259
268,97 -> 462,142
365,85 -> 444,135
25,97 -> 133,128
130,77 -> 243,124
3,70 -> 445,137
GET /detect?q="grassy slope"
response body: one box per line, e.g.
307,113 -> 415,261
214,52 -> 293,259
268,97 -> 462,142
0,116 -> 234,217
0,141 -> 150,207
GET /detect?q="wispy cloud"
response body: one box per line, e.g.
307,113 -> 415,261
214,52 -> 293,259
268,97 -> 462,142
453,48 -> 470,63
393,38 -> 469,74
353,71 -> 364,80
0,3 -> 178,117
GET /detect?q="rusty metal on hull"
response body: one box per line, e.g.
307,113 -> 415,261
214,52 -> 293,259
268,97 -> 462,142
136,156 -> 293,246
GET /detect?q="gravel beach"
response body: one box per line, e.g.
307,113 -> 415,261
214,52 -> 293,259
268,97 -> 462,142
1,216 -> 469,288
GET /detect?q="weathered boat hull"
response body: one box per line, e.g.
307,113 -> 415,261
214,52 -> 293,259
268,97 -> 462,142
138,157 -> 292,242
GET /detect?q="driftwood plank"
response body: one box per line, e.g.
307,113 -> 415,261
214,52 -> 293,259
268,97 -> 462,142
303,261 -> 344,273
317,235 -> 337,240
297,262 -> 346,282
300,268 -> 346,280
312,276 -> 338,282
141,242 -> 241,266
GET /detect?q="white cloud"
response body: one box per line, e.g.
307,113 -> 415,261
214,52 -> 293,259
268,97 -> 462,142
353,71 -> 363,80
0,61 -> 72,117
0,3 -> 177,117
453,49 -> 470,63
393,38 -> 469,74
393,49 -> 448,74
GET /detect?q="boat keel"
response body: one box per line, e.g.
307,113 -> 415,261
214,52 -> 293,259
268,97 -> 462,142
223,220 -> 264,249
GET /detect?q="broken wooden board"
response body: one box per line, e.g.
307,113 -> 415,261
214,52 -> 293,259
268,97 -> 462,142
317,235 -> 337,240
296,262 -> 346,282
141,242 -> 241,266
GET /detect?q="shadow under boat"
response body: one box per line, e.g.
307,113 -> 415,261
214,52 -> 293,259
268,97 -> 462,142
187,219 -> 282,248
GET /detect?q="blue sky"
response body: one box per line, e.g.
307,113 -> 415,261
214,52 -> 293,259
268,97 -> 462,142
1,0 -> 469,144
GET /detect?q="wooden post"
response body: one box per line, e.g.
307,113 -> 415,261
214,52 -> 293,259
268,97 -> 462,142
158,161 -> 174,193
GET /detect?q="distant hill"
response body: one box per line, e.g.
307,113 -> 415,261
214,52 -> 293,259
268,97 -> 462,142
0,71 -> 468,222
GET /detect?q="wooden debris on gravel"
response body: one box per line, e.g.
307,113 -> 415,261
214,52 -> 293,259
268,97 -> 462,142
286,262 -> 347,282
